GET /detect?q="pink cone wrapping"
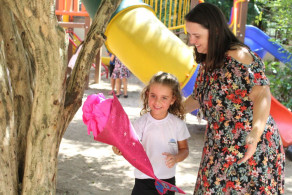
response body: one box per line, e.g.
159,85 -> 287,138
82,94 -> 185,194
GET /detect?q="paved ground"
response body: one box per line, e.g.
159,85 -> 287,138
57,69 -> 292,194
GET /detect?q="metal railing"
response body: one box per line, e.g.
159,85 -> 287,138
143,0 -> 191,30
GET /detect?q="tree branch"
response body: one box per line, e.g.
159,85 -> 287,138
63,0 -> 121,123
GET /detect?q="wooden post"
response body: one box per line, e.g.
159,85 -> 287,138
84,16 -> 102,84
84,16 -> 91,37
237,0 -> 249,42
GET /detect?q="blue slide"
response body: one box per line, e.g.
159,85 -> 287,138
244,25 -> 292,66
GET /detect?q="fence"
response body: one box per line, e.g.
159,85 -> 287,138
143,0 -> 191,30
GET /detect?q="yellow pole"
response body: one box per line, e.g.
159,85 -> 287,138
154,0 -> 158,13
168,0 -> 172,27
150,0 -> 153,7
187,0 -> 190,15
164,0 -> 167,25
182,0 -> 186,22
159,0 -> 163,21
173,0 -> 177,27
63,0 -> 69,22
233,0 -> 238,35
168,25 -> 185,31
178,0 -> 182,25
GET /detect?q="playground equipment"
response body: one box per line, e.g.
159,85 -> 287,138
56,0 -> 110,83
229,0 -> 249,42
66,29 -> 83,53
270,96 -> 292,147
82,0 -> 197,87
55,0 -> 91,61
143,0 -> 191,30
103,0 -> 197,87
55,0 -> 89,17
244,25 -> 292,65
80,0 -> 291,147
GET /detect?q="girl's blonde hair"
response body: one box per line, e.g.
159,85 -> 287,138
140,71 -> 185,120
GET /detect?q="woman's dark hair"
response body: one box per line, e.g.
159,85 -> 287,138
185,3 -> 243,72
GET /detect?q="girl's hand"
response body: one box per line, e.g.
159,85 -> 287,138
237,141 -> 257,164
112,146 -> 122,155
162,152 -> 177,168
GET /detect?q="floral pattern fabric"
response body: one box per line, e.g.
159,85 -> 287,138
111,57 -> 131,79
192,51 -> 285,194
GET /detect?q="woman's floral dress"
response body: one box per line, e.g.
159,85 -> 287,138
192,50 -> 285,194
111,57 -> 130,79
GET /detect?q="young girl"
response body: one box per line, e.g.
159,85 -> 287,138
113,71 -> 190,195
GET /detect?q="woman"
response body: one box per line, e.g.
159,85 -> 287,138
183,3 -> 285,194
111,56 -> 131,98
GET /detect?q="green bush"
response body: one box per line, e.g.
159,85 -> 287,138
265,61 -> 292,110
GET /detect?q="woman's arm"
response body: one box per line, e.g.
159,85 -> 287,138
248,85 -> 271,143
237,85 -> 271,164
183,95 -> 200,113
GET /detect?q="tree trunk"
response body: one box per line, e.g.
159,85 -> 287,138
0,0 -> 121,194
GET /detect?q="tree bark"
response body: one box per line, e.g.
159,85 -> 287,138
0,27 -> 18,195
0,0 -> 121,194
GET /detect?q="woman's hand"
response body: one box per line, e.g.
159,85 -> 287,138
112,146 -> 122,155
237,85 -> 271,164
183,95 -> 200,113
237,140 -> 257,164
